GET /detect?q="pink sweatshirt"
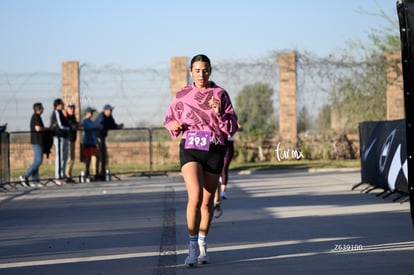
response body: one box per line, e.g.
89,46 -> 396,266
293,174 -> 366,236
164,82 -> 238,145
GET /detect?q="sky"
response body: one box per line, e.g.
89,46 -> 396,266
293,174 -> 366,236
0,0 -> 399,73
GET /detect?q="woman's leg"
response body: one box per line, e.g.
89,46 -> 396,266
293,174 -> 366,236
181,161 -> 204,265
213,180 -> 223,218
182,162 -> 219,237
199,171 -> 220,235
61,138 -> 68,179
94,153 -> 100,178
181,161 -> 204,236
214,181 -> 221,204
66,141 -> 75,178
53,137 -> 60,179
85,156 -> 91,176
221,142 -> 234,193
197,170 -> 220,264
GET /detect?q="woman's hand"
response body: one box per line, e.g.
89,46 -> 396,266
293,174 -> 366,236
170,120 -> 183,132
208,96 -> 221,116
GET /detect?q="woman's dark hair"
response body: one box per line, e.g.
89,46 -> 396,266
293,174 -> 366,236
190,54 -> 211,70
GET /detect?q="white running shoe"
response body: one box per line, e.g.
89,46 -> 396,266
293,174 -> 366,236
19,176 -> 29,188
214,202 -> 223,218
198,241 -> 209,264
185,242 -> 200,266
53,179 -> 63,186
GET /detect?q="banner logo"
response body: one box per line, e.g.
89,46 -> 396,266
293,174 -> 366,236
379,129 -> 396,173
363,138 -> 376,161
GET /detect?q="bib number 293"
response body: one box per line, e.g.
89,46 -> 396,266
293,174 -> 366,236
185,130 -> 211,151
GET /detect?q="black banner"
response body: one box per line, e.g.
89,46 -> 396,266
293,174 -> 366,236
360,120 -> 408,193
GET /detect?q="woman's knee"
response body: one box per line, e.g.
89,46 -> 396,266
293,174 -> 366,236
187,192 -> 202,208
187,201 -> 201,213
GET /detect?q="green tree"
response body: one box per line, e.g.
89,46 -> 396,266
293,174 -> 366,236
330,50 -> 388,133
235,82 -> 276,161
309,5 -> 400,134
297,106 -> 312,133
316,104 -> 331,132
236,82 -> 276,138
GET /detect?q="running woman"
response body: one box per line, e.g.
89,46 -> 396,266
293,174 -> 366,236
164,54 -> 239,266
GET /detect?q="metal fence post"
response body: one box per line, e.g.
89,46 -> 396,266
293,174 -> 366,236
149,128 -> 153,177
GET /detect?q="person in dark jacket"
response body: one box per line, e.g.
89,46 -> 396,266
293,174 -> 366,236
20,102 -> 45,187
82,107 -> 100,180
64,103 -> 79,182
50,98 -> 70,185
94,104 -> 123,179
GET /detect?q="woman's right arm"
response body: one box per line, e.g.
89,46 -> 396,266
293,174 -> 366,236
164,104 -> 183,137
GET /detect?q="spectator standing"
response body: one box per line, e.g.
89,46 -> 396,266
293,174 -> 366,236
20,103 -> 45,188
164,54 -> 238,266
50,98 -> 70,185
64,103 -> 79,182
94,104 -> 123,180
81,107 -> 100,181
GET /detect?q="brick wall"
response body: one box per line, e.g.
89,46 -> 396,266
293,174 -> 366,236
9,139 -> 180,170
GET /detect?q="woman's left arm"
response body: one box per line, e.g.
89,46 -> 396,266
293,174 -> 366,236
217,92 -> 239,137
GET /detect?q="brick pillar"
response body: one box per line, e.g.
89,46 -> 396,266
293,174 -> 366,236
386,51 -> 404,120
170,57 -> 188,98
62,61 -> 81,174
169,57 -> 189,162
62,61 -> 80,121
278,53 -> 298,145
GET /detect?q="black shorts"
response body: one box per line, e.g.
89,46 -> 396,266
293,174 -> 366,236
180,139 -> 226,174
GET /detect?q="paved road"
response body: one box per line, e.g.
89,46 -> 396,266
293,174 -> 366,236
0,169 -> 413,275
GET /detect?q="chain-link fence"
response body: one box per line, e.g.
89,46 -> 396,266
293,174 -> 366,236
1,127 -> 180,187
0,51 -> 392,183
0,52 -> 341,133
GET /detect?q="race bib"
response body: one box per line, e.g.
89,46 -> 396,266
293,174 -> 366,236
184,130 -> 211,151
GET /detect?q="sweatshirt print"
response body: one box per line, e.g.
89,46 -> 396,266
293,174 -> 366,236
164,82 -> 238,145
